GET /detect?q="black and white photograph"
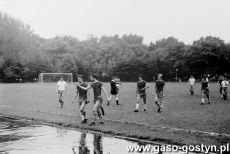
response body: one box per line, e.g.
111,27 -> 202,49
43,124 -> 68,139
0,0 -> 230,153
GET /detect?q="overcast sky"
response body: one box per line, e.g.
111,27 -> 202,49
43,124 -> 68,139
0,0 -> 229,44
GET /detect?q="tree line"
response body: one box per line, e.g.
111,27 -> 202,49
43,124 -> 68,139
0,12 -> 230,82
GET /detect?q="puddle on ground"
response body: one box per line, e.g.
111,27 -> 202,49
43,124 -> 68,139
0,117 -> 195,154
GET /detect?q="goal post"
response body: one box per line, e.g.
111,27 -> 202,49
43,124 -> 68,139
38,73 -> 73,84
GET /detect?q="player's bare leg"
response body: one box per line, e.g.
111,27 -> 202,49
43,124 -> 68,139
201,91 -> 205,105
201,90 -> 210,105
58,92 -> 64,108
134,95 -> 140,112
107,95 -> 119,105
155,94 -> 163,113
190,85 -> 194,95
158,97 -> 163,113
115,94 -> 119,105
220,87 -> 223,98
222,87 -> 228,100
107,95 -> 112,105
205,91 -> 210,104
80,101 -> 87,124
154,95 -> 160,111
100,105 -> 105,116
90,101 -> 103,126
97,103 -> 104,124
143,95 -> 147,112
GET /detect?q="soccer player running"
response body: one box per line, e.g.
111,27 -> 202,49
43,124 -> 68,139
188,75 -> 195,95
107,76 -> 119,105
134,75 -> 150,112
221,76 -> 229,100
78,74 -> 109,126
56,76 -> 67,108
201,77 -> 211,105
154,74 -> 165,113
72,75 -> 89,124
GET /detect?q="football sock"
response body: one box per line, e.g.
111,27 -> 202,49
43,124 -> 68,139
81,115 -> 85,121
136,104 -> 139,110
100,106 -> 105,116
97,110 -> 102,119
144,104 -> 147,110
93,111 -> 97,122
155,101 -> 159,107
81,111 -> 86,120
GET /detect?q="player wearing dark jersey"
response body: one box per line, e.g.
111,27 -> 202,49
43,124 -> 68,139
78,74 -> 109,126
201,77 -> 210,105
217,76 -> 223,97
134,76 -> 150,112
154,74 -> 165,113
72,75 -> 89,124
107,76 -> 120,105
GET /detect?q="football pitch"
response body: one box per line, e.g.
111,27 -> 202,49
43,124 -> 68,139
0,82 -> 230,145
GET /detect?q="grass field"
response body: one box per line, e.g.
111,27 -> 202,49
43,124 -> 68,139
0,82 -> 230,145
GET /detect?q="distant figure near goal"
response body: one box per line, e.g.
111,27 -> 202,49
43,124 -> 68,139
38,73 -> 73,84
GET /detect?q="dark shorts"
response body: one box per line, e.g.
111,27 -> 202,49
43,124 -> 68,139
111,91 -> 118,95
137,93 -> 146,99
94,96 -> 103,104
223,87 -> 228,92
78,98 -> 88,106
111,87 -> 118,95
156,91 -> 164,98
202,88 -> 209,95
58,90 -> 64,96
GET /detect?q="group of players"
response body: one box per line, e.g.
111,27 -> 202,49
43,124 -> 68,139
188,75 -> 229,105
57,74 -> 118,126
133,74 -> 165,113
56,73 -> 228,126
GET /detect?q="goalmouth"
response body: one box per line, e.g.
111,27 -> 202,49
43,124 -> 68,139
38,73 -> 73,84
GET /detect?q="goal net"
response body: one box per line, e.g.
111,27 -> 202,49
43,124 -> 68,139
38,73 -> 73,84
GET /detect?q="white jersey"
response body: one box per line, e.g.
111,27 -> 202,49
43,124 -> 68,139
57,81 -> 67,91
221,80 -> 229,88
189,78 -> 195,85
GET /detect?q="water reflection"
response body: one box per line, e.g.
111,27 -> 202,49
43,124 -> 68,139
93,134 -> 103,154
72,132 -> 90,154
72,132 -> 103,154
56,127 -> 68,137
0,117 -> 195,154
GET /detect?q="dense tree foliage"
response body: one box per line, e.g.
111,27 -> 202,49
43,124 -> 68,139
0,13 -> 230,82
